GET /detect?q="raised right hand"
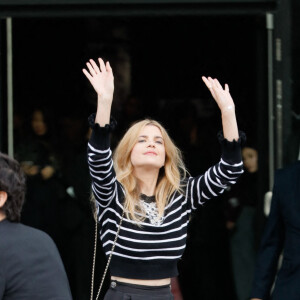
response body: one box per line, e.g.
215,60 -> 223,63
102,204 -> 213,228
82,58 -> 114,102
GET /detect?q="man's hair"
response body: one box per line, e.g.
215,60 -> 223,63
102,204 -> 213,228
0,152 -> 26,222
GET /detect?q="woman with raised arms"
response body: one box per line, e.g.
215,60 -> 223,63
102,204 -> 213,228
83,57 -> 244,300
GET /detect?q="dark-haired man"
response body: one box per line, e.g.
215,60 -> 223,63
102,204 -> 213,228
0,152 -> 72,300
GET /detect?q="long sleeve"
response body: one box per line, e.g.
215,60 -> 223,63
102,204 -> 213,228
87,115 -> 119,210
186,132 -> 244,210
250,171 -> 285,299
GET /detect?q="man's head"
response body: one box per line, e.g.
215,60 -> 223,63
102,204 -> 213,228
0,152 -> 26,222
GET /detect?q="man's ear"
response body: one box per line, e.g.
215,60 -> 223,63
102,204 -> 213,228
0,191 -> 8,208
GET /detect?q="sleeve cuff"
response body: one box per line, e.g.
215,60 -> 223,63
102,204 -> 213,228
217,130 -> 246,164
88,113 -> 117,150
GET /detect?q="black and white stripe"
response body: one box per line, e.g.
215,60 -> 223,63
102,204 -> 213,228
87,128 -> 243,279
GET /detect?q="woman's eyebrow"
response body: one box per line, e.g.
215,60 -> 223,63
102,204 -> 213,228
138,135 -> 163,140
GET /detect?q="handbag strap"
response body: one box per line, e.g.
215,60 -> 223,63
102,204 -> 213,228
90,210 -> 125,300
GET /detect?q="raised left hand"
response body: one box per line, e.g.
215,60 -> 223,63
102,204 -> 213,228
202,76 -> 235,114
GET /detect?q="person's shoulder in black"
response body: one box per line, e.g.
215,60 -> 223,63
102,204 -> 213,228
276,160 -> 300,181
0,219 -> 72,300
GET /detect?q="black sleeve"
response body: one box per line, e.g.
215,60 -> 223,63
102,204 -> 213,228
186,131 -> 245,210
87,113 -> 120,210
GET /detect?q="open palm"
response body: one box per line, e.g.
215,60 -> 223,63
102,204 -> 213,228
82,58 -> 114,101
202,76 -> 235,113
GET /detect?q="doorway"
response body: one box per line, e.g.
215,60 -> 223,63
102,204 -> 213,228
7,15 -> 268,300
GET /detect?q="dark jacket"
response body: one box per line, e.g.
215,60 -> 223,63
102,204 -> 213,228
0,219 -> 72,300
250,161 -> 300,300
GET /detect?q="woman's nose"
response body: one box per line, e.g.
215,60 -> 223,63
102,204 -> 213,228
147,141 -> 155,148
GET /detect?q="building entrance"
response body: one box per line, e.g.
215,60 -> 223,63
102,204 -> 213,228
1,14 -> 270,300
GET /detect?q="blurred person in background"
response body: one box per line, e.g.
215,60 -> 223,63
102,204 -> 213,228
224,144 -> 259,300
15,107 -> 65,247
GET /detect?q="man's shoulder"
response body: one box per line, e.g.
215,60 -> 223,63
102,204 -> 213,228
274,161 -> 300,190
0,220 -> 55,249
276,161 -> 300,177
0,221 -> 61,273
0,221 -> 72,300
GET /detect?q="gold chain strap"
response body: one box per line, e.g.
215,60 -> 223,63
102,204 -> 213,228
90,211 -> 125,300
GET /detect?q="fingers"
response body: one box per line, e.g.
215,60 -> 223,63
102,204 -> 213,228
89,59 -> 100,74
212,78 -> 222,89
203,76 -> 215,93
106,61 -> 113,74
201,76 -> 212,89
206,77 -> 217,92
82,68 -> 93,81
225,84 -> 229,92
202,76 -> 217,99
86,62 -> 97,76
83,57 -> 113,81
98,57 -> 106,73
202,76 -> 217,90
203,76 -> 229,92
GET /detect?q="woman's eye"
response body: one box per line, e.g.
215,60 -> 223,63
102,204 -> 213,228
156,141 -> 163,144
138,140 -> 146,143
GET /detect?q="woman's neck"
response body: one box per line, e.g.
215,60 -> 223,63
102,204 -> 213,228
134,167 -> 159,196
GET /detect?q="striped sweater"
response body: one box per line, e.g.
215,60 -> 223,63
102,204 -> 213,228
88,118 -> 244,279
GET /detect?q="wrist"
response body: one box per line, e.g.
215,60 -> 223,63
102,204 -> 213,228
221,106 -> 235,116
97,93 -> 113,103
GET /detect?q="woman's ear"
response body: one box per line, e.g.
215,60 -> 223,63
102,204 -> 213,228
0,191 -> 8,208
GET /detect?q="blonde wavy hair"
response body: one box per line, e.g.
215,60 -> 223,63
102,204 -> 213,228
113,119 -> 187,223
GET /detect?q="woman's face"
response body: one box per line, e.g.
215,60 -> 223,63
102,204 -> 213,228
31,110 -> 47,136
242,147 -> 258,173
130,125 -> 166,170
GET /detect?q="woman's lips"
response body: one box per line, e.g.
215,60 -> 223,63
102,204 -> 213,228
144,151 -> 157,156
